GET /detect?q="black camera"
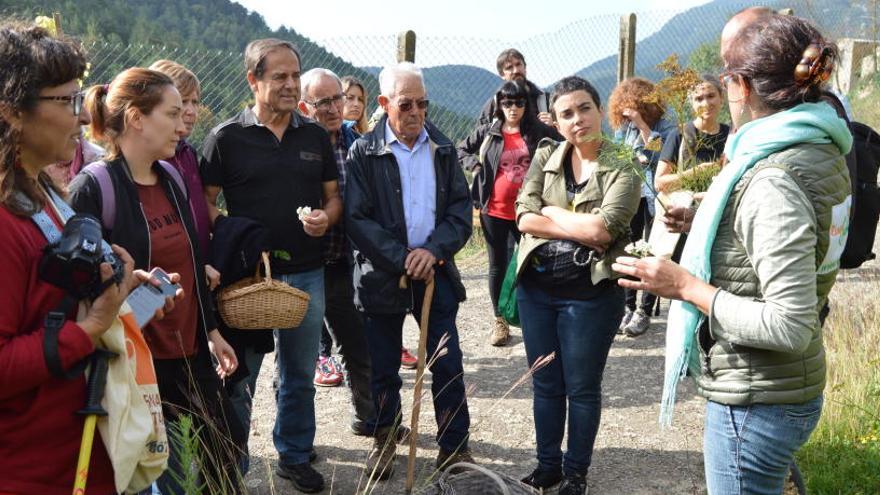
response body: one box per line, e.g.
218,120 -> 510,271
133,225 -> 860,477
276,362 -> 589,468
39,214 -> 124,300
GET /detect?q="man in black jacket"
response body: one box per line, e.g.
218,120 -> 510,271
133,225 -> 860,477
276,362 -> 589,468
345,62 -> 474,481
477,48 -> 554,128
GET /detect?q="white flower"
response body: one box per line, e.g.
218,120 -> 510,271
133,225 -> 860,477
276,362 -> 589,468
625,240 -> 654,258
296,206 -> 312,223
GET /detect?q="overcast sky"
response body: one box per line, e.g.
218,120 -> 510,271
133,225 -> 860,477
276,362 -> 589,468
232,0 -> 714,85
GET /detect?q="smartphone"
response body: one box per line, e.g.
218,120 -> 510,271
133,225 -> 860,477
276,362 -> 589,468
127,268 -> 181,328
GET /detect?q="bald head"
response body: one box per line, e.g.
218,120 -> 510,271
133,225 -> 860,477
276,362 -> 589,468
720,6 -> 775,62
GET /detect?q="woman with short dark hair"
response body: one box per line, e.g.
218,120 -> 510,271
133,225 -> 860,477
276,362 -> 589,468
458,80 -> 558,346
614,14 -> 851,494
515,76 -> 640,494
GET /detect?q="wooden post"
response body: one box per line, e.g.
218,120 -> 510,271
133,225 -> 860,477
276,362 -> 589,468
397,30 -> 416,63
777,8 -> 794,15
52,12 -> 63,35
618,13 -> 636,83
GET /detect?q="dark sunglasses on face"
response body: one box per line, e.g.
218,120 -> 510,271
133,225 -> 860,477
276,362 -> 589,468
395,99 -> 429,112
37,91 -> 85,116
500,99 -> 526,109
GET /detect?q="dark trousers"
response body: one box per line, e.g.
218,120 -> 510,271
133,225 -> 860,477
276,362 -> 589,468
362,269 -> 470,452
625,197 -> 657,313
480,212 -> 520,316
154,353 -> 246,494
323,260 -> 375,422
517,280 -> 624,476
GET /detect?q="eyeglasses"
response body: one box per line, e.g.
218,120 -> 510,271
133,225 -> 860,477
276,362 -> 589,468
37,91 -> 85,116
305,93 -> 345,112
500,99 -> 526,109
394,98 -> 429,112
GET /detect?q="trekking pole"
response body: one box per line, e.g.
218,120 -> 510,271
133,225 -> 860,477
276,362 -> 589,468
72,348 -> 116,495
404,275 -> 435,494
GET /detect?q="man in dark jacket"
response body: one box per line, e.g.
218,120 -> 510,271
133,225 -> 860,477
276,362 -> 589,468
476,48 -> 555,128
345,62 -> 474,481
297,67 -> 377,432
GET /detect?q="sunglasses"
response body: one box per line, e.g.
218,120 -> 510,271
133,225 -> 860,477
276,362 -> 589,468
394,99 -> 429,112
500,99 -> 526,109
37,91 -> 85,116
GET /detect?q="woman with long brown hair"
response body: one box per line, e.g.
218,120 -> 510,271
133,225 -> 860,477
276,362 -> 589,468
69,67 -> 245,493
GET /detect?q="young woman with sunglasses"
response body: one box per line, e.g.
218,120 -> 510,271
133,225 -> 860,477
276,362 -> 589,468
457,80 -> 557,346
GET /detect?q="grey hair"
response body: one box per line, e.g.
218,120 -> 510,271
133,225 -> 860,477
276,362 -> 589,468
300,68 -> 342,97
244,38 -> 300,79
378,62 -> 425,97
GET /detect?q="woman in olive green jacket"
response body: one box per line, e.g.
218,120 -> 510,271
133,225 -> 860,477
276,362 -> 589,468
613,14 -> 851,494
515,76 -> 640,495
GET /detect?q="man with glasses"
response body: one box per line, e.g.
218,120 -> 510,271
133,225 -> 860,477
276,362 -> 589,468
345,62 -> 475,481
201,39 -> 340,493
297,67 -> 395,440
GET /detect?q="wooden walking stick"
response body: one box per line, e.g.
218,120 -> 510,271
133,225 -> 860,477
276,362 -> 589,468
404,274 -> 435,494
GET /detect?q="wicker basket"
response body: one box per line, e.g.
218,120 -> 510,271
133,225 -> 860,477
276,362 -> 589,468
423,463 -> 539,495
217,252 -> 310,330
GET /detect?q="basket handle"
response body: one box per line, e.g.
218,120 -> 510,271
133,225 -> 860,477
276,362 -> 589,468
438,462 -> 516,495
258,251 -> 272,281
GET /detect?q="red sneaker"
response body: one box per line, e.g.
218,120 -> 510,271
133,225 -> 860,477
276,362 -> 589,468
314,355 -> 342,387
400,347 -> 418,370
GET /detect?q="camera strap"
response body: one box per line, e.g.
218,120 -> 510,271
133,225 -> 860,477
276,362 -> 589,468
32,188 -> 111,379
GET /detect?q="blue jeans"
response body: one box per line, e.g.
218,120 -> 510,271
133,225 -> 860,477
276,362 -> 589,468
362,269 -> 470,452
272,268 -> 325,465
228,345 -> 265,473
517,279 -> 624,476
704,396 -> 823,495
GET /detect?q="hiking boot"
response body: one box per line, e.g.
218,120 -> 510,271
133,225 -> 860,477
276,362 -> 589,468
366,427 -> 397,481
351,422 -> 411,444
624,309 -> 651,337
489,317 -> 511,347
619,307 -> 634,333
435,447 -> 476,473
521,466 -> 563,489
558,473 -> 589,494
400,347 -> 418,370
276,461 -> 325,493
314,355 -> 342,387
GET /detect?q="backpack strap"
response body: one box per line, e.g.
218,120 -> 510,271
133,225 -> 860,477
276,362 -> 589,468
158,160 -> 188,201
81,161 -> 116,231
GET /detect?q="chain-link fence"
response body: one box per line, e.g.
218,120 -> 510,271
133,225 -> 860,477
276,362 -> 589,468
7,0 -> 879,148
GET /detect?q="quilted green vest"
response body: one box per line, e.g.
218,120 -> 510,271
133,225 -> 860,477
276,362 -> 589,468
696,143 -> 850,405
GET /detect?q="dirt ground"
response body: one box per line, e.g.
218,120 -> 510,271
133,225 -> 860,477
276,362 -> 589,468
241,252 -> 709,495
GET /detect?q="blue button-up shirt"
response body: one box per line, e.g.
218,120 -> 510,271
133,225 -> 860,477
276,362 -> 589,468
386,121 -> 436,248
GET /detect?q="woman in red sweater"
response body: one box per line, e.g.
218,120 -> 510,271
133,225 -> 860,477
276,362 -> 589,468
0,24 -> 138,495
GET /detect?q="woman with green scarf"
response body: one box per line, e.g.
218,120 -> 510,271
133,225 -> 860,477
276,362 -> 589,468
613,14 -> 852,494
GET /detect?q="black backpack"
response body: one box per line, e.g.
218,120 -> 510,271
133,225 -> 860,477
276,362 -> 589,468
840,121 -> 880,269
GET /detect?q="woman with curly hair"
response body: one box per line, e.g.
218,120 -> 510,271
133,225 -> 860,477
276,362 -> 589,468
607,77 -> 676,337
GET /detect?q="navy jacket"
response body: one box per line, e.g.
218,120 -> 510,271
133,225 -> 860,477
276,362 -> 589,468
344,116 -> 472,314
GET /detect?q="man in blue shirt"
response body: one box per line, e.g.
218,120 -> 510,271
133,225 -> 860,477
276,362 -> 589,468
344,62 -> 475,482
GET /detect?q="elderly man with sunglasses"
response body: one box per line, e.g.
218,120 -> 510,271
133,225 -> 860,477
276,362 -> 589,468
344,62 -> 475,481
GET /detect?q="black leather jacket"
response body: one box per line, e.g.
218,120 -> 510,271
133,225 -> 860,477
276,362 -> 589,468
344,116 -> 472,314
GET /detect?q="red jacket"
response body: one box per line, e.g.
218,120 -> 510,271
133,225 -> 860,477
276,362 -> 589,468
0,205 -> 115,495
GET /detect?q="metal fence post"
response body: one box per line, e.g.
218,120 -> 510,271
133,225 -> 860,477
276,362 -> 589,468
397,30 -> 416,63
618,13 -> 636,83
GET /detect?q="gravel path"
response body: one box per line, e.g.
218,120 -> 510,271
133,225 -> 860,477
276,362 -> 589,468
241,253 -> 708,494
